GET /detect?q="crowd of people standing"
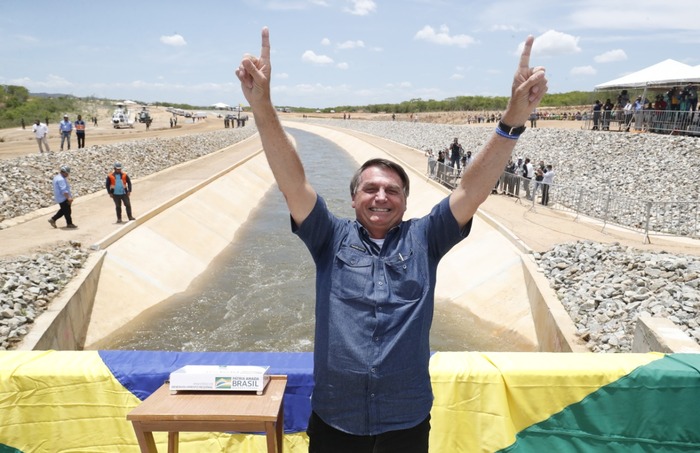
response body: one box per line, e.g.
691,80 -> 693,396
426,140 -> 556,206
591,85 -> 698,133
500,157 -> 555,205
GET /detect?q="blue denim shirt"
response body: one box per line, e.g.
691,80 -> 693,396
293,195 -> 471,435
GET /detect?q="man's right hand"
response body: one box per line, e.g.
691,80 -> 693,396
235,26 -> 317,229
236,27 -> 272,109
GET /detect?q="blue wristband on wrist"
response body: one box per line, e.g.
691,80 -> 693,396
495,126 -> 520,140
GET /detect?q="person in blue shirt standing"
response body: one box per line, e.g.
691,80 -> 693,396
58,114 -> 73,151
105,162 -> 135,224
49,165 -> 77,229
236,27 -> 547,453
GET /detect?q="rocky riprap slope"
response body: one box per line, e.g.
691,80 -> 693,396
534,240 -> 700,352
0,242 -> 89,349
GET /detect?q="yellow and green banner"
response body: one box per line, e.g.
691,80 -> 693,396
1,351 -> 699,452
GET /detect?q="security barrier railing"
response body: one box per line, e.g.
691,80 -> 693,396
584,109 -> 700,135
425,160 -> 700,241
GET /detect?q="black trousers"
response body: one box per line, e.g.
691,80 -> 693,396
76,132 -> 85,148
52,200 -> 72,225
112,194 -> 133,220
542,184 -> 551,205
307,411 -> 430,453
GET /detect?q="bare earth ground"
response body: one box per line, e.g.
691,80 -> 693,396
0,105 -> 218,160
1,108 -> 697,258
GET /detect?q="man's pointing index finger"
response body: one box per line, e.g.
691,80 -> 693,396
519,35 -> 534,70
261,27 -> 270,62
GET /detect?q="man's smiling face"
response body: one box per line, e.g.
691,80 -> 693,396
351,165 -> 407,239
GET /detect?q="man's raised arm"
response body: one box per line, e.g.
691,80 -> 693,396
449,35 -> 548,227
236,27 -> 317,226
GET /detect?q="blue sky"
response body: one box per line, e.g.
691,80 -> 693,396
2,0 -> 699,108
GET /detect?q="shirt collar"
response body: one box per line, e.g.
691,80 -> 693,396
356,221 -> 401,255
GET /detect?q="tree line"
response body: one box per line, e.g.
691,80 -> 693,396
0,85 -> 83,129
332,91 -> 597,114
1,84 -> 602,129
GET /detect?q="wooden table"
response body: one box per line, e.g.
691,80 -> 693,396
127,375 -> 287,453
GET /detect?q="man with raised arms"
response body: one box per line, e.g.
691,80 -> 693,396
236,27 -> 547,453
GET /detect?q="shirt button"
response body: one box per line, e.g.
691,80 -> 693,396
371,367 -> 376,373
378,281 -> 383,286
370,393 -> 375,398
373,337 -> 379,342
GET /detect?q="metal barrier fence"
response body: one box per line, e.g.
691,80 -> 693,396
584,109 -> 700,135
426,159 -> 463,188
425,159 -> 700,241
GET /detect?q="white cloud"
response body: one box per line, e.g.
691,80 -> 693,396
293,82 -> 349,95
276,72 -> 290,79
528,30 -> 581,57
337,40 -> 365,50
414,25 -> 475,48
260,1 -> 322,11
337,62 -> 349,70
386,81 -> 412,89
490,24 -> 518,32
15,34 -> 39,43
160,34 -> 187,46
6,74 -> 73,90
301,50 -> 334,65
569,1 -> 699,30
321,38 -> 331,46
344,0 -> 376,15
450,74 -> 464,80
570,66 -> 597,76
594,49 -> 628,63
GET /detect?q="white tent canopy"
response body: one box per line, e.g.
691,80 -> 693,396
210,102 -> 230,109
595,59 -> 700,91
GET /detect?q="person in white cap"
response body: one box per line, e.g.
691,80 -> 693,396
105,162 -> 135,223
58,114 -> 73,151
49,165 -> 77,229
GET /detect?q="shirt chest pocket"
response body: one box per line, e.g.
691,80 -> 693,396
333,249 -> 373,302
384,250 -> 424,304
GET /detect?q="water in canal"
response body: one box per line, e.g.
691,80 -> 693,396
95,128 -> 512,352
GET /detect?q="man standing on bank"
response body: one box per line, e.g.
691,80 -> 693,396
32,119 -> 50,153
49,166 -> 77,229
75,114 -> 86,149
105,162 -> 136,223
237,27 -> 547,453
58,114 -> 73,151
